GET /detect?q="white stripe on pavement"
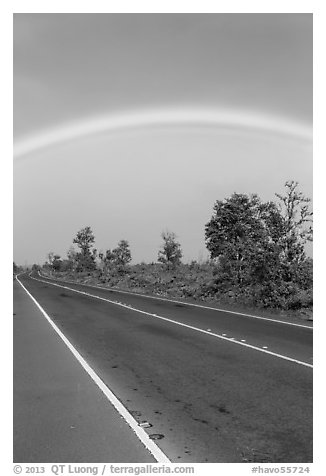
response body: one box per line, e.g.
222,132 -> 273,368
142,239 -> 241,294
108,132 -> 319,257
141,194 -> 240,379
16,274 -> 171,463
37,271 -> 313,330
29,273 -> 313,369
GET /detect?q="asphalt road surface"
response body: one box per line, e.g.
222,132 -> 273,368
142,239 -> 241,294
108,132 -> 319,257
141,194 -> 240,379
14,272 -> 313,463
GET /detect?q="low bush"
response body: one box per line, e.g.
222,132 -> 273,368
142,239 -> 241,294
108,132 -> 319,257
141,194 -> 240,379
45,258 -> 312,314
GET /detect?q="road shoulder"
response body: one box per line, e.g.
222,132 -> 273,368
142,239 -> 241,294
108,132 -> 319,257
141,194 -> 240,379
13,279 -> 158,463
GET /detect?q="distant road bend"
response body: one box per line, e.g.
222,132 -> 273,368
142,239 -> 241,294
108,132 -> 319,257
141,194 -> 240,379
14,271 -> 313,463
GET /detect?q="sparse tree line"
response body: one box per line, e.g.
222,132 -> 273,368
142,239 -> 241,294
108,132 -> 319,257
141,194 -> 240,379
36,181 -> 312,313
44,228 -> 182,274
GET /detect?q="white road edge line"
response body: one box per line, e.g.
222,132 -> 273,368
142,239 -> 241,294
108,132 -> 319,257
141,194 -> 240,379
30,273 -> 312,369
16,274 -> 171,464
37,272 -> 312,330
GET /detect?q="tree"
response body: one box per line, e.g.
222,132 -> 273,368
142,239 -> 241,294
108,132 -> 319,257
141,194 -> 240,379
98,249 -> 114,276
73,226 -> 96,271
45,252 -> 62,271
60,259 -> 73,272
275,180 -> 313,264
112,240 -> 132,268
204,182 -> 313,308
205,193 -> 277,285
73,226 -> 95,254
99,241 -> 131,275
52,254 -> 62,271
67,246 -> 78,271
46,252 -> 55,267
158,231 -> 182,268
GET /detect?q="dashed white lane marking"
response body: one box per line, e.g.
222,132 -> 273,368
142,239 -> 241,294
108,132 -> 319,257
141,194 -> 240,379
29,273 -> 313,369
16,275 -> 171,463
37,272 -> 313,330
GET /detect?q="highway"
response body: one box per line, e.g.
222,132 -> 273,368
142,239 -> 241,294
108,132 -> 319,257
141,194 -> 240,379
14,271 -> 313,463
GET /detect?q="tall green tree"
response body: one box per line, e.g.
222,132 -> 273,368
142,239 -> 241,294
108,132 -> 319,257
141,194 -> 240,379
205,193 -> 277,285
73,226 -> 96,271
158,231 -> 182,268
204,182 -> 313,308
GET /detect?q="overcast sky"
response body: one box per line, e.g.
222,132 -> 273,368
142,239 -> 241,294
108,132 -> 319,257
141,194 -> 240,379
13,13 -> 312,265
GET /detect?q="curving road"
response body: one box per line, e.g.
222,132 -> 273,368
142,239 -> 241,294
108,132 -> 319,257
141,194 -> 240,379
14,272 -> 313,463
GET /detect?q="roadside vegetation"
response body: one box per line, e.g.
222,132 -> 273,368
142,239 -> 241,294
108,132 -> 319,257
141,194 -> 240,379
38,181 -> 312,319
13,262 -> 21,278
